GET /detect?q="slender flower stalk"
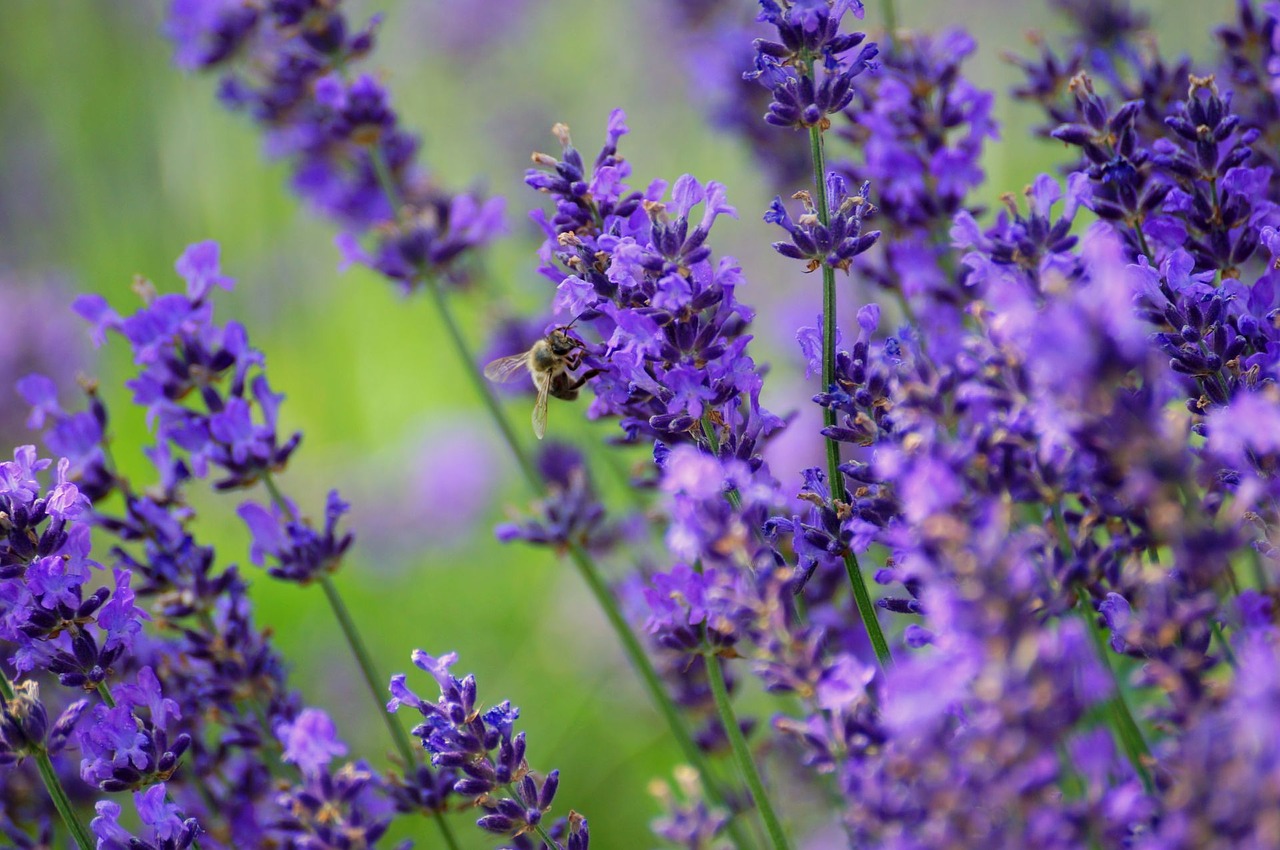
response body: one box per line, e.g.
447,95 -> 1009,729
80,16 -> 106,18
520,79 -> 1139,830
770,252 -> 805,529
1081,591 -> 1155,793
1050,502 -> 1153,790
260,469 -> 418,770
261,473 -> 461,850
880,0 -> 898,34
33,751 -> 92,850
705,653 -> 791,850
808,121 -> 893,671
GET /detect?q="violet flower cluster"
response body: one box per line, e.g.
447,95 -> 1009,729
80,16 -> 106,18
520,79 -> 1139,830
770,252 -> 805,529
9,1 -> 1280,849
3,242 -> 585,849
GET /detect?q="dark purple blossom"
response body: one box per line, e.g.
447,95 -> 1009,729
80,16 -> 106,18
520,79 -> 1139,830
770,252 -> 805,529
388,650 -> 587,848
79,667 -> 191,792
238,489 -> 354,584
495,443 -> 617,554
745,0 -> 879,130
765,173 -> 880,272
91,784 -> 201,850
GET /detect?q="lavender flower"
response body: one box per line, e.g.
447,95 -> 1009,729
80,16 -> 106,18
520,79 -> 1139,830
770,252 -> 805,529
1139,633 -> 1280,848
78,667 -> 190,792
388,650 -> 588,848
657,0 -> 811,185
91,784 -> 201,850
239,490 -> 354,584
495,443 -> 617,554
525,113 -> 784,459
764,174 -> 880,272
12,2 -> 1280,847
745,0 -> 878,131
272,709 -> 397,849
649,766 -> 730,849
70,242 -> 299,490
832,27 -> 996,329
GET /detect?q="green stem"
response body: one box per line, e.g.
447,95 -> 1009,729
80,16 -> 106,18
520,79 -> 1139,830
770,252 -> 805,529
316,575 -> 416,765
425,279 -> 541,487
880,0 -> 897,35
841,552 -> 892,667
434,809 -> 462,850
96,681 -> 116,708
1079,589 -> 1155,793
313,574 -> 465,850
700,411 -> 743,510
1211,619 -> 1239,669
563,546 -> 751,850
0,678 -> 93,850
705,654 -> 792,850
807,123 -> 893,671
259,476 -> 423,765
34,748 -> 94,850
265,462 -> 425,775
1052,503 -> 1154,790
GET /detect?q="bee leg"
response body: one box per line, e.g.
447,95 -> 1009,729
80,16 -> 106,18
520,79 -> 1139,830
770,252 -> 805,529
565,368 -> 602,390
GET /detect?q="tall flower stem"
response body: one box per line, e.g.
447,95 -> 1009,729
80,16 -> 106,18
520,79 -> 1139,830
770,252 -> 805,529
34,749 -> 93,850
880,0 -> 898,35
261,474 -> 461,850
1050,503 -> 1154,792
261,474 -> 412,762
807,123 -> 893,671
0,676 -> 94,850
1080,593 -> 1155,793
320,568 -> 461,850
705,653 -> 792,850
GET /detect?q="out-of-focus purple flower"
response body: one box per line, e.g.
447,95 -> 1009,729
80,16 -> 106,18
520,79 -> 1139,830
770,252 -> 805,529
165,0 -> 505,289
276,707 -> 347,778
402,0 -> 540,55
1139,633 -> 1280,848
273,759 -> 397,849
656,0 -> 811,186
346,419 -> 499,559
0,274 -> 88,449
649,765 -> 729,849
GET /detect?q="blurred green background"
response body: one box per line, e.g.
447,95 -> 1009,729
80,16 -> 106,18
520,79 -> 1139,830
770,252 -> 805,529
0,1 -> 1229,847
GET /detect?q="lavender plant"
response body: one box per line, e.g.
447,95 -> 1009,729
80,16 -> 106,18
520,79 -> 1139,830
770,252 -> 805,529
5,0 -> 1280,848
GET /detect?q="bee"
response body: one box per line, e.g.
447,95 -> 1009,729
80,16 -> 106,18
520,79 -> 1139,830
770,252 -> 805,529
483,328 -> 597,440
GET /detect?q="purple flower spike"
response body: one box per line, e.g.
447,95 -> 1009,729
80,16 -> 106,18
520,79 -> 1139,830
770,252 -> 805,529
391,649 -> 586,846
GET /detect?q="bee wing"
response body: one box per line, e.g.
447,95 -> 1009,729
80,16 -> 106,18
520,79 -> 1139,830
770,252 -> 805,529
532,372 -> 550,440
483,352 -> 531,383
